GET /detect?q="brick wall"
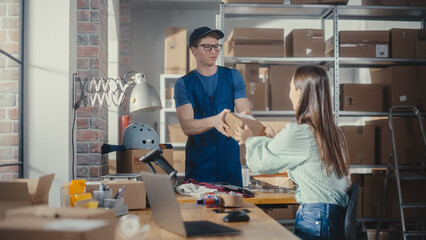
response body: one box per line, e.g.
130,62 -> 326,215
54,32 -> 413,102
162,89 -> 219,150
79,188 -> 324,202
76,0 -> 109,180
0,1 -> 20,181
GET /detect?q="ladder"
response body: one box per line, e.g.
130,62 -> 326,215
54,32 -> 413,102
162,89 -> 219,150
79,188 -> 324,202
376,106 -> 426,240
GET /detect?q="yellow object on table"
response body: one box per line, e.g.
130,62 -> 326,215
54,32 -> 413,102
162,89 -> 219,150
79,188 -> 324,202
70,193 -> 92,207
69,179 -> 86,195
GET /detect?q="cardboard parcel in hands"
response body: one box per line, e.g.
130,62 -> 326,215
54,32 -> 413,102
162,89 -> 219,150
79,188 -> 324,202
224,112 -> 266,141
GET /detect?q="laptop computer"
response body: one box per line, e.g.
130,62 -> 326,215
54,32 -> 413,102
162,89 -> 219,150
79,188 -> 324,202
141,172 -> 241,237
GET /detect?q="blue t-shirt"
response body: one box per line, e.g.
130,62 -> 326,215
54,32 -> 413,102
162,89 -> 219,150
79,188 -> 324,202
174,68 -> 247,108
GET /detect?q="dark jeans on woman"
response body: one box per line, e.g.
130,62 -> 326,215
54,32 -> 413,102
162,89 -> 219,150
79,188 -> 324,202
295,203 -> 346,240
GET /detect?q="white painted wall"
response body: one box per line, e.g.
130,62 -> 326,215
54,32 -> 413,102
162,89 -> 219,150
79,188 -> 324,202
108,0 -> 120,157
24,0 -> 76,206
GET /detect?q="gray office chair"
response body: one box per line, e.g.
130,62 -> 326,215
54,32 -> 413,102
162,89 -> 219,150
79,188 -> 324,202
345,183 -> 360,240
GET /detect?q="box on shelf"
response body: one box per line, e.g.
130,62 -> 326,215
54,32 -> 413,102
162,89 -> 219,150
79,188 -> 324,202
341,125 -> 375,165
361,0 -> 406,5
224,112 -> 266,141
86,180 -> 146,210
236,63 -> 260,82
406,0 -> 426,6
387,178 -> 426,218
267,65 -> 298,110
363,174 -> 392,218
6,205 -> 115,221
350,174 -> 363,218
370,66 -> 426,111
291,0 -> 348,4
390,28 -> 416,59
164,27 -> 187,74
246,82 -> 268,111
168,124 -> 187,143
416,29 -> 426,59
225,28 -> 284,57
339,84 -> 384,111
116,149 -> 173,174
338,31 -> 389,58
173,150 -> 185,173
223,0 -> 284,3
0,217 -> 114,240
0,174 -> 55,219
366,118 -> 426,165
188,48 -> 197,72
285,29 -> 324,57
266,205 -> 299,220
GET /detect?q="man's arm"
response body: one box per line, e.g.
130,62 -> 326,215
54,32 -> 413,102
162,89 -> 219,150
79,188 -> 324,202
176,103 -> 231,137
235,98 -> 252,116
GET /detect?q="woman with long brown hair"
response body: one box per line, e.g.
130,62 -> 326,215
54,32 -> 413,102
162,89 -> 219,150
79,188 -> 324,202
235,65 -> 350,239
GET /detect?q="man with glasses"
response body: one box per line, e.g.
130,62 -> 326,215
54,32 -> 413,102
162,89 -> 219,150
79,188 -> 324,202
174,26 -> 251,186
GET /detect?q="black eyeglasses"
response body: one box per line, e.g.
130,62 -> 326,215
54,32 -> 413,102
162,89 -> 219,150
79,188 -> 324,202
198,44 -> 223,52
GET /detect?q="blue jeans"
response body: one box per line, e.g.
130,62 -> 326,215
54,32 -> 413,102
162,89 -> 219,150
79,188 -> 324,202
295,203 -> 346,240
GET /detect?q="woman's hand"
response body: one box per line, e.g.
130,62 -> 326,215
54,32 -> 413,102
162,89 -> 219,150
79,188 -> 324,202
234,124 -> 253,145
263,123 -> 276,138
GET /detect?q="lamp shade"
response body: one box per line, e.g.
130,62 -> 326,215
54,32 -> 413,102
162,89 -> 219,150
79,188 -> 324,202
129,73 -> 162,114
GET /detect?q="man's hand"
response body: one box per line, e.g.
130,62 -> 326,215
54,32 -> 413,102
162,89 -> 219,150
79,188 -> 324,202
213,109 -> 231,137
234,124 -> 253,146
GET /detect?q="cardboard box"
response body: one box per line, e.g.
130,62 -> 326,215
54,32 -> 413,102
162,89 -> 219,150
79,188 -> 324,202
246,82 -> 268,111
6,205 -> 115,221
236,63 -> 260,82
173,150 -> 185,173
285,29 -> 324,57
164,27 -> 187,74
0,217 -> 114,240
228,28 -> 284,44
261,121 -> 291,134
224,112 -> 266,141
225,28 -> 284,58
268,65 -> 298,110
366,118 -> 426,165
390,29 -> 416,58
188,47 -> 197,72
361,0 -> 406,5
407,0 -> 426,6
223,0 -> 284,3
116,149 -> 173,174
340,84 -> 384,111
370,66 -> 426,111
338,31 -> 389,58
168,124 -> 187,143
226,43 -> 285,57
85,180 -> 146,210
416,29 -> 426,59
266,204 -> 298,220
350,174 -> 363,218
341,126 -> 375,165
291,0 -> 348,3
387,178 -> 426,218
0,174 -> 54,219
363,174 -> 390,217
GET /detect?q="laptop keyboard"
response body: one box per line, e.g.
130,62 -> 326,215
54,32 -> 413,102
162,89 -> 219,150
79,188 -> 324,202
184,221 -> 240,236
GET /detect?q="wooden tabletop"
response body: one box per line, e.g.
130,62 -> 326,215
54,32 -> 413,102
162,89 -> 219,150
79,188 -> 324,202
176,191 -> 298,205
116,203 -> 300,240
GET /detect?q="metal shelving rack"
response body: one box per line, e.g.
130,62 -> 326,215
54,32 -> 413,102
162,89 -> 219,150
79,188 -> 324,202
216,3 -> 426,170
216,2 -> 426,123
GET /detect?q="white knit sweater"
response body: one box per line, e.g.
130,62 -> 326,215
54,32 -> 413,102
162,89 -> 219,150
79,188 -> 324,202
245,123 -> 348,207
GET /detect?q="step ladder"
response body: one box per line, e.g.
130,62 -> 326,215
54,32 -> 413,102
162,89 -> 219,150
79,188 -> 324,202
376,106 -> 426,240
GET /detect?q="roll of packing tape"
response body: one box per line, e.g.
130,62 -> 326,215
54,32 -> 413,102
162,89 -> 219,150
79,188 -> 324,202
221,193 -> 243,207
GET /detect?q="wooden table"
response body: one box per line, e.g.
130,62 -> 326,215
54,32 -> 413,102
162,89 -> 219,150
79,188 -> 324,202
116,203 -> 300,240
176,191 -> 298,205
